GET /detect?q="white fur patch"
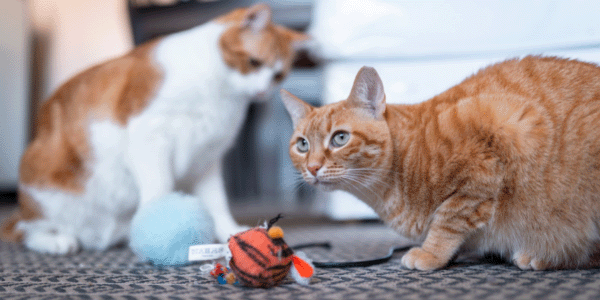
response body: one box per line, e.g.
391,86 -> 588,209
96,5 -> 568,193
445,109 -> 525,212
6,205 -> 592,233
228,60 -> 283,99
19,120 -> 138,253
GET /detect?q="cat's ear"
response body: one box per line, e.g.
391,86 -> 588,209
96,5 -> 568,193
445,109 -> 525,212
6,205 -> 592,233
281,89 -> 313,127
274,26 -> 312,51
348,66 -> 386,119
243,4 -> 272,32
290,31 -> 312,51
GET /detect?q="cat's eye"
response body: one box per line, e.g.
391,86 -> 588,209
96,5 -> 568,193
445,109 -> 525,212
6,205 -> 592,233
273,72 -> 285,82
331,131 -> 350,147
249,58 -> 262,68
296,138 -> 309,153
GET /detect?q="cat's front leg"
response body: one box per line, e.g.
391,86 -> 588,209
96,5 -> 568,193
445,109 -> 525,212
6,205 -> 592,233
126,123 -> 175,206
401,195 -> 495,271
192,162 -> 249,243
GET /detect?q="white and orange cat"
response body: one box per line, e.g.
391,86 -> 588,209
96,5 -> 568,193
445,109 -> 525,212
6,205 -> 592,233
281,57 -> 600,270
0,4 -> 308,255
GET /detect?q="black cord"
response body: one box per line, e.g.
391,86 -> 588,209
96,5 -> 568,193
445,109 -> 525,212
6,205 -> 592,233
292,242 -> 414,268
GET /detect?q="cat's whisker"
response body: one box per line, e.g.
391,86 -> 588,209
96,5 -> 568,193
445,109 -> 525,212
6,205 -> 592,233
350,167 -> 403,177
339,177 -> 372,202
347,171 -> 393,189
343,179 -> 386,209
341,175 -> 383,202
348,174 -> 396,192
291,177 -> 311,194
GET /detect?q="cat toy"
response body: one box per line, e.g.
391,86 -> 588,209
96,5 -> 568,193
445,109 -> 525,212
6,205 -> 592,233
226,215 -> 314,287
189,215 -> 415,288
190,215 -> 314,288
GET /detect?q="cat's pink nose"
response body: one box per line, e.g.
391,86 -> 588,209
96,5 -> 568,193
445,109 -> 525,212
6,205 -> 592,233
308,164 -> 321,176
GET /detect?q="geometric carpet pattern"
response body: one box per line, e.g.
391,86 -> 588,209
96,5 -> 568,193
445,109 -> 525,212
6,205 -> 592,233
2,220 -> 600,299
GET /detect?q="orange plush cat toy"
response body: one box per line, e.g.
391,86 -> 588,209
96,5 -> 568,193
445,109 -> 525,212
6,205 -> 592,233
210,215 -> 314,288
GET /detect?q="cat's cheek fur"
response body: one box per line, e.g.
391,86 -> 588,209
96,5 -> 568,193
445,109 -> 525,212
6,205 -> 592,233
227,64 -> 280,98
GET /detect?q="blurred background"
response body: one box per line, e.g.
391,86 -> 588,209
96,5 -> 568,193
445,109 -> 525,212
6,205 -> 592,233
2,0 -> 600,222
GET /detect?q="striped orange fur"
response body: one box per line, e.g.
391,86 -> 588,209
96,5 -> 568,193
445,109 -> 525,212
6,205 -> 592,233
281,56 -> 600,270
228,227 -> 293,288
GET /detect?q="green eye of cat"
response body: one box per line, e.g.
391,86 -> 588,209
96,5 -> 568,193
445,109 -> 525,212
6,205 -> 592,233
331,131 -> 350,147
296,138 -> 309,153
249,58 -> 262,68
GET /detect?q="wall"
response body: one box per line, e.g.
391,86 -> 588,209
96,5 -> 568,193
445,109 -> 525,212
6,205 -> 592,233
0,0 -> 29,190
29,0 -> 134,100
0,0 -> 134,191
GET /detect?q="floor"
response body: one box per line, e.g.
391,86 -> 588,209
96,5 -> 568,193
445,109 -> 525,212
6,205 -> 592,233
1,203 -> 600,299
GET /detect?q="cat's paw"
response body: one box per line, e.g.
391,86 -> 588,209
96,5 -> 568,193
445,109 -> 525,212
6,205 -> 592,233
401,247 -> 448,271
24,231 -> 80,255
512,252 -> 550,270
216,225 -> 251,243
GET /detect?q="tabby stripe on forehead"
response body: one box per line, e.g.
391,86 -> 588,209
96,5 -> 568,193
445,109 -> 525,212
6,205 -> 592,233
232,236 -> 269,268
351,131 -> 381,146
325,109 -> 336,132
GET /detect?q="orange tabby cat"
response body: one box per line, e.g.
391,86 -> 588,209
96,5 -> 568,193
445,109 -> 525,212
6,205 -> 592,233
281,56 -> 600,270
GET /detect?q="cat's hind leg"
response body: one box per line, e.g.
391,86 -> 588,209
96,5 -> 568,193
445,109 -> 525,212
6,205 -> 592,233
125,119 -> 176,207
511,251 -> 552,270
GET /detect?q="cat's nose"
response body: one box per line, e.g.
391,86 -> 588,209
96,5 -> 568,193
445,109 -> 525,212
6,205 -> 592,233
307,164 -> 321,176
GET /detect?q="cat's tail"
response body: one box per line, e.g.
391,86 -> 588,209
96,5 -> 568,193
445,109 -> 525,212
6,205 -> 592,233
0,188 -> 42,243
0,105 -> 61,243
583,242 -> 600,269
0,208 -> 24,242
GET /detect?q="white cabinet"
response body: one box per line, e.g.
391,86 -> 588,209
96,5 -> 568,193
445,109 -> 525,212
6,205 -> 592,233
0,0 -> 30,190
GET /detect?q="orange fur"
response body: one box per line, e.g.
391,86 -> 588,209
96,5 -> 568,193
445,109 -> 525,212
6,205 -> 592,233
19,39 -> 163,194
218,4 -> 306,78
283,56 -> 600,270
0,39 -> 163,242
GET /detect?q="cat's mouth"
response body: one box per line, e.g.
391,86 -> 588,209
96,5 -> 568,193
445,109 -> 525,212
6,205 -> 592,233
309,178 -> 338,190
314,179 -> 334,185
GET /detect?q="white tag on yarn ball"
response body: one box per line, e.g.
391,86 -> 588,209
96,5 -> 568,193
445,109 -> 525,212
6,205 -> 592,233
188,244 -> 231,262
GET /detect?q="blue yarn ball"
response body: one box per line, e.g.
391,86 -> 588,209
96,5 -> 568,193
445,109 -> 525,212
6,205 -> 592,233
129,193 -> 215,266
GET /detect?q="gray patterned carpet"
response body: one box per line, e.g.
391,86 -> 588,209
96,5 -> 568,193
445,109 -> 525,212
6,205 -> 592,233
1,205 -> 600,299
